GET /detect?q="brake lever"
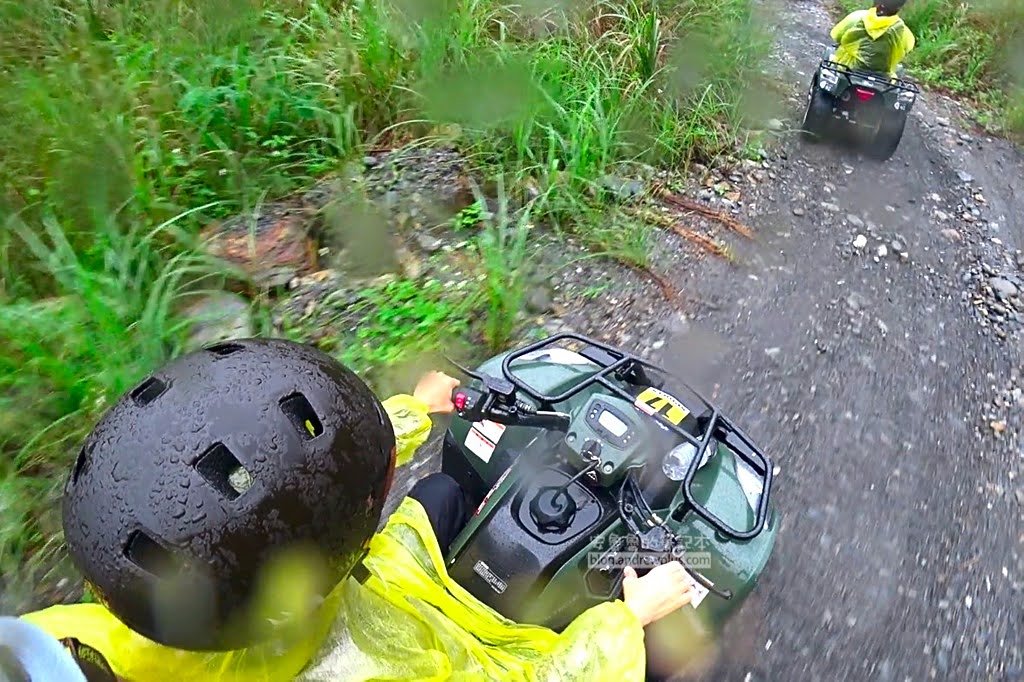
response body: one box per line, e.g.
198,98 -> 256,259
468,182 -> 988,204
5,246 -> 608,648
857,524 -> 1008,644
679,561 -> 733,601
644,524 -> 733,600
620,476 -> 733,601
445,356 -> 484,382
445,356 -> 516,398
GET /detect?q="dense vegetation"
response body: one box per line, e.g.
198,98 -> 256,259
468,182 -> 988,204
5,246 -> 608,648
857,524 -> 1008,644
0,0 -> 770,608
837,0 -> 1024,133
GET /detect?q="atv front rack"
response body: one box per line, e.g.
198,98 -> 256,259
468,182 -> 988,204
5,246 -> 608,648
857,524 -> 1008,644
821,59 -> 920,95
501,333 -> 774,541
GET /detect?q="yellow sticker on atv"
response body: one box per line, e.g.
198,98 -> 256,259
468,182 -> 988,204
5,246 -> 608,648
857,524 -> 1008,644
634,387 -> 690,425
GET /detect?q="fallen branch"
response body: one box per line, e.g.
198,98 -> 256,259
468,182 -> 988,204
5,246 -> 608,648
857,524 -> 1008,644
626,206 -> 733,261
665,225 -> 731,260
616,258 -> 679,304
657,189 -> 755,239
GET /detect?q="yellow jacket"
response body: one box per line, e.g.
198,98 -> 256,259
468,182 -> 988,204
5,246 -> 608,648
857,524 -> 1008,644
831,7 -> 916,76
22,395 -> 646,681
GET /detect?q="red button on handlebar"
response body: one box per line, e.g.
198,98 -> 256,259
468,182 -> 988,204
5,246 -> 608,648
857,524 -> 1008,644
454,392 -> 467,410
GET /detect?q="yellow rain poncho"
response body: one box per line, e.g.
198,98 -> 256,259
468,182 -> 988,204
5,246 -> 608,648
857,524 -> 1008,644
22,395 -> 646,681
831,7 -> 916,76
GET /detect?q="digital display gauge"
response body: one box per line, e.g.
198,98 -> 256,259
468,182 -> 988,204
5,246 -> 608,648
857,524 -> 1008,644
597,410 -> 628,437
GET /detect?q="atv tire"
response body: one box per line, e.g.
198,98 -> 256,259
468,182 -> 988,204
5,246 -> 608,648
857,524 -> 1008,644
801,76 -> 833,141
868,112 -> 908,161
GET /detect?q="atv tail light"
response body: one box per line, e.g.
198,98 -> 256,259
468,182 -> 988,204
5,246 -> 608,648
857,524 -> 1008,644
854,88 -> 876,101
454,392 -> 467,410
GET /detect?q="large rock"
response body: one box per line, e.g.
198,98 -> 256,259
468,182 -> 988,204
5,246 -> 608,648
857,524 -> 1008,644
180,291 -> 253,351
315,198 -> 403,276
303,145 -> 475,229
988,277 -> 1019,300
201,203 -> 317,289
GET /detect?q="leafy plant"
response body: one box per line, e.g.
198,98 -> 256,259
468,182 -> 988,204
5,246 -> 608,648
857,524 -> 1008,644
338,278 -> 473,375
467,178 -> 535,352
581,282 -> 613,299
452,200 -> 487,232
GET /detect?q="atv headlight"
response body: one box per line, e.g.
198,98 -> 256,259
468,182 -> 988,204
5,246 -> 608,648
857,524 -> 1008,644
734,458 -> 765,512
819,68 -> 839,92
662,439 -> 717,481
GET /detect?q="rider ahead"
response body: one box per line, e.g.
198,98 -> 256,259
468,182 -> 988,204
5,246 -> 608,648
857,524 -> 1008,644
15,338 -> 696,681
831,0 -> 916,77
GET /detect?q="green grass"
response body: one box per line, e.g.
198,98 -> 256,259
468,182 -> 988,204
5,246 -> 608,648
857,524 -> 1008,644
282,276 -> 475,376
0,0 -> 769,610
0,208 -> 228,608
835,0 -> 1024,134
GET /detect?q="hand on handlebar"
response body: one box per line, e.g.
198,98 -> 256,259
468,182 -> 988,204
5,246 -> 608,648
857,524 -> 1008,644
621,562 -> 696,626
413,372 -> 461,414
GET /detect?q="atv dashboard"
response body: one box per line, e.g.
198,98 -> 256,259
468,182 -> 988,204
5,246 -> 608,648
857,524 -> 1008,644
498,333 -> 775,541
563,394 -> 650,488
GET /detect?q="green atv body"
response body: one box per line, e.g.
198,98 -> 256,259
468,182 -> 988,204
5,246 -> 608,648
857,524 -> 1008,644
440,335 -> 779,642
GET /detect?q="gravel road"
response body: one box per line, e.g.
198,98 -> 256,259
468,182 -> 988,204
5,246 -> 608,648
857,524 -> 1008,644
673,2 -> 1024,679
386,2 -> 1024,678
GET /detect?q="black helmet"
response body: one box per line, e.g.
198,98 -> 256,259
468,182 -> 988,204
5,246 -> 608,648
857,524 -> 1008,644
62,338 -> 396,651
876,0 -> 906,13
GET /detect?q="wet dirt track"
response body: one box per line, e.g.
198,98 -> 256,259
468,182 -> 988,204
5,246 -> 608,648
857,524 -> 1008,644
676,1 -> 1024,680
389,1 -> 1024,679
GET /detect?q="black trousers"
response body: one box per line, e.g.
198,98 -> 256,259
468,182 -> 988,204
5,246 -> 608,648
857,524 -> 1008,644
408,472 -> 670,681
406,472 -> 469,555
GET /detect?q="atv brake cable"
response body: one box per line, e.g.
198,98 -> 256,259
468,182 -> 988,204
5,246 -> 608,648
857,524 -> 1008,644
622,469 -> 661,530
616,473 -> 654,537
560,459 -> 600,489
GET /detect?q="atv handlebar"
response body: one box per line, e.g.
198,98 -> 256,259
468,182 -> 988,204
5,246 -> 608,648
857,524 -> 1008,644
447,334 -> 774,543
450,383 -> 738,603
451,383 -> 571,431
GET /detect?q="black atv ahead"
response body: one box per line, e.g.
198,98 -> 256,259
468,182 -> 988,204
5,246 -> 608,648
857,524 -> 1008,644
802,47 -> 920,161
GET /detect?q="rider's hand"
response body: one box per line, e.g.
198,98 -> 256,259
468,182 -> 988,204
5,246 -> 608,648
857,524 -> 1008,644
621,561 -> 695,626
413,371 -> 461,414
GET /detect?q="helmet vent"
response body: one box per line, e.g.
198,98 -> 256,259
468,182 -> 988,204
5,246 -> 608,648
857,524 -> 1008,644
194,443 -> 253,500
206,342 -> 244,357
71,444 -> 92,484
124,530 -> 181,577
279,393 -> 323,440
130,376 -> 168,406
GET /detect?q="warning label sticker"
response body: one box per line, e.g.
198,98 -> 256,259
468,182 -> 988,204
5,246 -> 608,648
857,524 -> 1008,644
474,420 -> 507,444
685,574 -> 711,609
473,560 -> 508,594
464,420 -> 506,463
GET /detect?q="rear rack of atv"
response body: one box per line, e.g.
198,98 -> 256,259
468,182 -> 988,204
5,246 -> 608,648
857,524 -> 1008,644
821,59 -> 920,95
502,332 -> 774,541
